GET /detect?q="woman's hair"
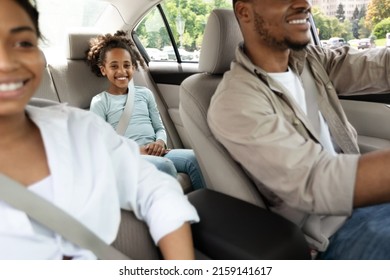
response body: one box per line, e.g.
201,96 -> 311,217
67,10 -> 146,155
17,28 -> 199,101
14,0 -> 41,38
86,30 -> 146,77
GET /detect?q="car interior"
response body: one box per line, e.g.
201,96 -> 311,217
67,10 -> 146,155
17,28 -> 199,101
25,0 -> 390,259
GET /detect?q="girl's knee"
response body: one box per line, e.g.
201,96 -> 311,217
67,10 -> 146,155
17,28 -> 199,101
156,159 -> 177,178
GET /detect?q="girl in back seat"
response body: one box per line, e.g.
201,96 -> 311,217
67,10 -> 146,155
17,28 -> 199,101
0,0 -> 199,260
86,31 -> 205,190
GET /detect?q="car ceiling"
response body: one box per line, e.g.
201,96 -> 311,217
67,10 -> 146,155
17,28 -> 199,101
100,0 -> 162,29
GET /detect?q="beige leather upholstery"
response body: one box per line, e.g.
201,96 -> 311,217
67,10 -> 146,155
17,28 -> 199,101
34,54 -> 60,102
48,29 -> 109,108
179,9 -> 266,207
112,209 -> 160,259
198,9 -> 242,74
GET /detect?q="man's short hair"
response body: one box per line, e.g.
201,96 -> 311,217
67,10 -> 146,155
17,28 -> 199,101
233,0 -> 250,7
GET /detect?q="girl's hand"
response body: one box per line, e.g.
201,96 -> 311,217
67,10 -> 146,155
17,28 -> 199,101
139,146 -> 148,155
145,140 -> 166,156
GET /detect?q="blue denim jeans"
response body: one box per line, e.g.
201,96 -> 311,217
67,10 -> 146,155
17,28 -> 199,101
318,203 -> 390,259
143,149 -> 205,190
165,149 -> 205,190
142,155 -> 177,178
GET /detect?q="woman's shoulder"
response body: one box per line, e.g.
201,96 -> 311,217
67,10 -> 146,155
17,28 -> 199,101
27,104 -> 125,150
27,103 -> 108,128
28,102 -> 87,115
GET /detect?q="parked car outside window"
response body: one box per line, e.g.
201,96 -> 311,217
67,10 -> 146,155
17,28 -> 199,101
146,48 -> 169,60
320,40 -> 328,48
328,37 -> 347,49
386,33 -> 390,48
357,38 -> 371,50
162,46 -> 195,61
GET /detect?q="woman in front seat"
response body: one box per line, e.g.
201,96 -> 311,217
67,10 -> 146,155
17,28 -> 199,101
0,0 -> 199,260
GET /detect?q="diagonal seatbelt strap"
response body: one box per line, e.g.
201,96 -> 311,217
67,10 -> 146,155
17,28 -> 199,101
301,61 -> 359,154
116,79 -> 135,135
0,174 -> 130,260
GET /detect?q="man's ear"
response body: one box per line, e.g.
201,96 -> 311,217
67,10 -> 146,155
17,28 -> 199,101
99,65 -> 106,76
235,1 -> 251,24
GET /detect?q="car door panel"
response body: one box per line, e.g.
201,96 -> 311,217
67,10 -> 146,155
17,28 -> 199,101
148,62 -> 198,85
341,99 -> 390,153
148,62 -> 200,148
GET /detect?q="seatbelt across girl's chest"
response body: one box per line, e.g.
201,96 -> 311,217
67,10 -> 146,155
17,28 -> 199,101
116,79 -> 135,135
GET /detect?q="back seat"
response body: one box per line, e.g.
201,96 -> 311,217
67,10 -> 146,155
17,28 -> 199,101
48,29 -> 109,109
38,29 -> 191,192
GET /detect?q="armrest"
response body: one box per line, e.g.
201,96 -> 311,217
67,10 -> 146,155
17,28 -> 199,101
187,189 -> 311,260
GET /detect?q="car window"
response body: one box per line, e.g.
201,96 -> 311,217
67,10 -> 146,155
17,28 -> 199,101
311,2 -> 390,51
134,0 -> 232,63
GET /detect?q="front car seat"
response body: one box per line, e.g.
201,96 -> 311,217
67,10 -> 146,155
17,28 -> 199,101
180,9 -> 311,259
179,9 -> 265,207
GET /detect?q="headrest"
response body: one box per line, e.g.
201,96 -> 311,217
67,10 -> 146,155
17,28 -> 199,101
199,9 -> 243,74
66,28 -> 103,60
40,49 -> 47,66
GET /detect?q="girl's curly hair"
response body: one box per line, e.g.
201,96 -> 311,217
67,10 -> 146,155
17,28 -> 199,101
85,30 -> 146,77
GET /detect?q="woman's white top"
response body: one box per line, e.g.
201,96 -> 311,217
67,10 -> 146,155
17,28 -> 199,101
0,105 -> 199,259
